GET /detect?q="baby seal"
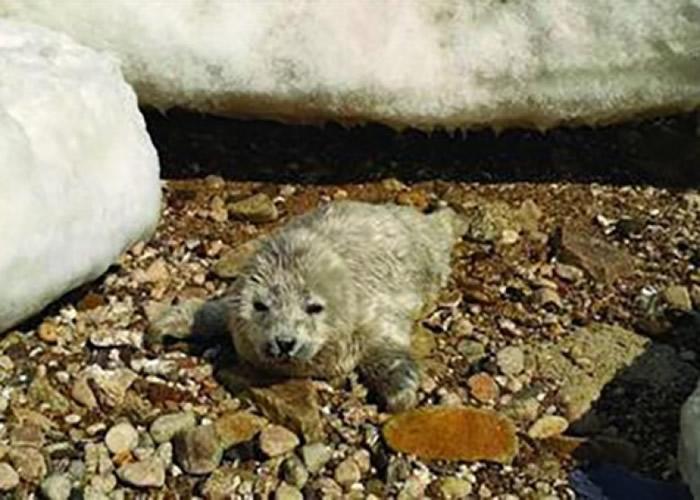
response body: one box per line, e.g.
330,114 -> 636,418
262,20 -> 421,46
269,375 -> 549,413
220,199 -> 466,412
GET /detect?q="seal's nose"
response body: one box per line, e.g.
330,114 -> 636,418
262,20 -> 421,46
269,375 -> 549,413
274,337 -> 297,356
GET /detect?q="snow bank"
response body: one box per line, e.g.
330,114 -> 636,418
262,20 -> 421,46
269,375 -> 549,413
0,20 -> 161,332
1,0 -> 699,130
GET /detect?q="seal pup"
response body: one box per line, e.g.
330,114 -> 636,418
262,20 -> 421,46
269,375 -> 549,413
220,199 -> 466,411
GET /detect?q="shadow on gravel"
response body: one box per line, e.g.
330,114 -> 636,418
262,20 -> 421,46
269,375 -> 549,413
144,108 -> 700,188
567,315 -> 700,500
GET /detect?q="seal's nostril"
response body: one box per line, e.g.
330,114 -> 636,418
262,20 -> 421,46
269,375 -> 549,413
275,337 -> 296,355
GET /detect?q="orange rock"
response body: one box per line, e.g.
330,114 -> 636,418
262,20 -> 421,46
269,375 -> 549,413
214,411 -> 265,449
467,373 -> 499,403
383,406 -> 518,463
37,322 -> 58,344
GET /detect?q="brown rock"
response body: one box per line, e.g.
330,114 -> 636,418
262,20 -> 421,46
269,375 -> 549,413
383,406 -> 518,463
214,411 -> 265,449
467,373 -> 499,403
228,193 -> 278,223
249,380 -> 324,442
77,292 -> 106,311
37,321 -> 59,344
553,225 -> 634,284
172,425 -> 223,475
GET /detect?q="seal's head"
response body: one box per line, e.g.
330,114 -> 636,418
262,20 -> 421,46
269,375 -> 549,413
230,234 -> 354,367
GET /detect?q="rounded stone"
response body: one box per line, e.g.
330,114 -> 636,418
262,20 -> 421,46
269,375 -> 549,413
467,372 -> 499,402
527,415 -> 569,439
105,422 -> 139,455
333,457 -> 361,487
150,411 -> 196,444
40,473 -> 73,500
435,477 -> 473,499
275,483 -> 304,500
116,457 -> 165,488
300,442 -> 333,473
496,346 -> 525,376
281,455 -> 308,489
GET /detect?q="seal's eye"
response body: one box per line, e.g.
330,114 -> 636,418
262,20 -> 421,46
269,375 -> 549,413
253,301 -> 269,312
306,303 -> 324,315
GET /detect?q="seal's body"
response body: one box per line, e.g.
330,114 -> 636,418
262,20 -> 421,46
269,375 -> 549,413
223,200 -> 465,411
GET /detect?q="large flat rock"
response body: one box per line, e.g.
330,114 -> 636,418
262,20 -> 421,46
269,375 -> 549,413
1,1 -> 699,130
0,19 -> 160,332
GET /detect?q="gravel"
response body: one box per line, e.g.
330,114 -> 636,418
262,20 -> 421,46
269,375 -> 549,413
1,113 -> 699,497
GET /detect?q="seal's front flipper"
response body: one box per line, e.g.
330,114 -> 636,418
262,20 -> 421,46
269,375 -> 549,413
147,296 -> 232,345
359,344 -> 420,413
